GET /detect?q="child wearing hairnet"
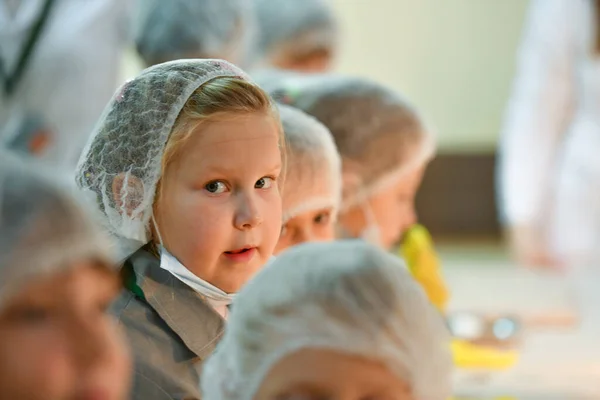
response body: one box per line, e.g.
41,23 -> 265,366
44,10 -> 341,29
252,0 -> 338,72
76,59 -> 285,400
0,151 -> 131,400
134,0 -> 256,67
274,104 -> 341,254
261,74 -> 449,311
201,240 -> 452,400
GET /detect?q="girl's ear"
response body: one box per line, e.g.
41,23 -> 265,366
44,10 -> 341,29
111,172 -> 144,217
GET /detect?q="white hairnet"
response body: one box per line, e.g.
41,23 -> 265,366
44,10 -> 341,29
134,0 -> 257,67
201,240 -> 452,400
75,59 -> 252,259
252,0 -> 337,65
0,150 -> 112,310
277,104 -> 341,223
257,73 -> 436,209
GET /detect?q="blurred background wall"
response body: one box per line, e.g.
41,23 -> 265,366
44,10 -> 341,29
329,0 -> 530,240
331,0 -> 529,152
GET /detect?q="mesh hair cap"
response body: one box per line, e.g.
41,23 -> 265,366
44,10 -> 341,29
134,0 -> 257,67
201,240 -> 452,400
75,59 -> 253,258
253,0 -> 337,64
255,72 -> 436,209
0,150 -> 112,310
277,104 -> 341,223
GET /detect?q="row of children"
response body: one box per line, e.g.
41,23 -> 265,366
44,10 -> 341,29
0,0 -> 459,399
1,56 -> 451,399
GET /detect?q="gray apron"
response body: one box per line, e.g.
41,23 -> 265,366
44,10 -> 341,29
111,246 -> 225,399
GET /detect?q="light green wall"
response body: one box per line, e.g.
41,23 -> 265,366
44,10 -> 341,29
330,0 -> 531,152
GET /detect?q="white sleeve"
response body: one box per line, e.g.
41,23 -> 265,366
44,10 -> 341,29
498,0 -> 576,226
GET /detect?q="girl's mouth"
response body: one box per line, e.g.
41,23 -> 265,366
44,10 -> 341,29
223,247 -> 257,263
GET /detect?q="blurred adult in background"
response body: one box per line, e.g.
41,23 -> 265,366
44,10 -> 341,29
134,0 -> 257,68
252,0 -> 338,72
0,0 -> 133,170
499,0 -> 600,268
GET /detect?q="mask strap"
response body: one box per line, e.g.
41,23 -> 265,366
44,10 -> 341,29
151,214 -> 164,248
359,200 -> 381,245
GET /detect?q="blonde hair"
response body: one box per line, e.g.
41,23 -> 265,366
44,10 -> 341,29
164,77 -> 282,169
151,77 -> 285,245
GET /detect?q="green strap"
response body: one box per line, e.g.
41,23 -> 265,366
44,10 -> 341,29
122,262 -> 146,301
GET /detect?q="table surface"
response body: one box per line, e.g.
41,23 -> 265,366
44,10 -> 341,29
440,245 -> 600,398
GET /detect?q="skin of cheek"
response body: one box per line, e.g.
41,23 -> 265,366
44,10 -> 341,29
0,328 -> 73,399
0,320 -> 131,400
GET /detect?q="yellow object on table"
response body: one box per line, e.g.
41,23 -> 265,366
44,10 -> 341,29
399,225 -> 519,372
451,339 -> 519,370
400,224 -> 450,312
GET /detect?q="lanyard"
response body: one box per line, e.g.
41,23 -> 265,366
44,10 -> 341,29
0,0 -> 55,97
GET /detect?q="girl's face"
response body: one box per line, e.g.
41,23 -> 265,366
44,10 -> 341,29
156,113 -> 283,293
255,348 -> 413,400
0,263 -> 131,400
339,166 -> 425,249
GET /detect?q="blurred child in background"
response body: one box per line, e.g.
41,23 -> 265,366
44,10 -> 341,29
252,0 -> 338,72
0,151 -> 131,400
266,73 -> 520,370
202,240 -> 452,400
274,104 -> 341,254
263,74 -> 449,311
134,0 -> 256,68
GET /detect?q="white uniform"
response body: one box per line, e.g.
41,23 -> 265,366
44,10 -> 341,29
0,0 -> 132,169
499,0 -> 600,265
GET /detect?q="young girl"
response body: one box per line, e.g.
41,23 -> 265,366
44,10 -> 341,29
135,0 -> 256,68
0,151 -> 131,400
76,59 -> 285,399
252,0 -> 338,72
274,104 -> 341,254
201,240 -> 452,400
266,74 -> 449,310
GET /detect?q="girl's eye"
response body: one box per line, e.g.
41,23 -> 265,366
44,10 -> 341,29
314,211 -> 331,225
255,177 -> 274,189
205,181 -> 227,194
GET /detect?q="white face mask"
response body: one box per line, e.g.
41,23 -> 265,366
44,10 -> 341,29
359,222 -> 381,246
158,245 -> 236,308
151,215 -> 235,311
